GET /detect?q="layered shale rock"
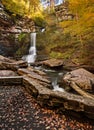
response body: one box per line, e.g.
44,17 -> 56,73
0,55 -> 28,70
42,59 -> 64,68
0,55 -> 94,119
17,67 -> 94,119
63,68 -> 94,93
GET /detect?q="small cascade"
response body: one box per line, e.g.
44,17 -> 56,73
41,67 -> 65,92
41,28 -> 45,32
22,32 -> 37,65
34,64 -> 65,92
52,77 -> 64,92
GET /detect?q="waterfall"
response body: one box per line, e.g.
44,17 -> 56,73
22,32 -> 37,65
52,77 -> 64,92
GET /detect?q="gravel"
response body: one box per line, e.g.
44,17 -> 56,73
0,85 -> 94,130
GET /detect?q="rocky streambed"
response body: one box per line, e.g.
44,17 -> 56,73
0,55 -> 94,120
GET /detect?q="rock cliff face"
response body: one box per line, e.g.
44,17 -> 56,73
0,2 -> 13,56
0,1 -> 35,58
0,1 -> 35,33
0,2 -> 12,27
55,2 -> 74,22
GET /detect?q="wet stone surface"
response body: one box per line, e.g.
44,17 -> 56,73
0,85 -> 94,130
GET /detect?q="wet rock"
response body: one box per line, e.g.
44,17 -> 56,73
17,66 -> 94,119
27,67 -> 47,76
18,68 -> 51,84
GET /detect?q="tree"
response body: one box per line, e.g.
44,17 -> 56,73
2,0 -> 42,18
59,0 -> 94,64
68,0 -> 94,41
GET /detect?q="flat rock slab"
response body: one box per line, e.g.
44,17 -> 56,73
0,76 -> 23,85
0,55 -> 28,70
0,60 -> 28,70
0,55 -> 15,63
42,59 -> 63,68
63,68 -> 94,92
18,67 -> 51,89
18,68 -> 51,84
17,67 -> 94,119
23,76 -> 94,119
0,70 -> 17,77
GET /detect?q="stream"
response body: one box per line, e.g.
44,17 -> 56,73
22,32 -> 66,92
35,65 -> 66,92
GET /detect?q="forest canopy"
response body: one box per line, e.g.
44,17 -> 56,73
1,0 -> 94,64
2,0 -> 43,18
59,0 -> 94,63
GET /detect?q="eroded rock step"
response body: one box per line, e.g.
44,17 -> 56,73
0,76 -> 23,85
18,68 -> 94,119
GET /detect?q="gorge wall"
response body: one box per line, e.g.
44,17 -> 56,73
55,2 -> 74,22
0,1 -> 35,58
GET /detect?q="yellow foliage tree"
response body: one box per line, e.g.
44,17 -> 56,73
66,0 -> 94,42
2,0 -> 43,18
60,0 -> 94,63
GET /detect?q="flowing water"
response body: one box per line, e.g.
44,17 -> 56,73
35,66 -> 65,92
22,32 -> 37,65
23,32 -> 64,92
45,68 -> 65,92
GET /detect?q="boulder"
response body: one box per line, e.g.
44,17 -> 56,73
63,68 -> 94,92
22,72 -> 94,119
0,70 -> 17,77
42,59 -> 63,68
0,55 -> 28,70
17,66 -> 94,119
0,54 -> 94,119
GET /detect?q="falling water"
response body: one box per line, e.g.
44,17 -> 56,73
43,68 -> 65,92
22,32 -> 37,65
52,77 -> 64,92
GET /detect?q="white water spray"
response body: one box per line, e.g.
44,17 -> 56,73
22,33 -> 37,65
52,77 -> 64,92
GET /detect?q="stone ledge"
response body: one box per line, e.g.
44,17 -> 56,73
42,59 -> 64,68
23,75 -> 94,119
0,76 -> 23,85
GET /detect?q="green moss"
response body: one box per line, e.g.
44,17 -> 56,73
18,33 -> 26,42
50,52 -> 63,59
34,17 -> 46,28
15,33 -> 30,57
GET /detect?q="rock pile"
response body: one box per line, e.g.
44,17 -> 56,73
0,55 -> 94,119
